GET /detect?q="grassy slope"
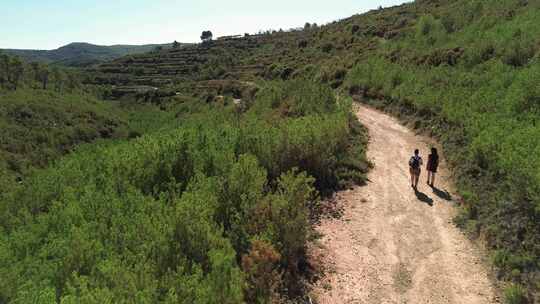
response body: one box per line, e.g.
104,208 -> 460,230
0,51 -> 200,180
0,89 -> 128,175
0,88 -> 202,181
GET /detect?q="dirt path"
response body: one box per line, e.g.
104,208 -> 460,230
310,105 -> 498,304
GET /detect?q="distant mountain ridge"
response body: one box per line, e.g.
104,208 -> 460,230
1,42 -> 187,67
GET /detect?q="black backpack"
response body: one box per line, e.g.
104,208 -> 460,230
409,156 -> 420,169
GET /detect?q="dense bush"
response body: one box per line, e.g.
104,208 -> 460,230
0,80 -> 369,303
321,43 -> 333,53
0,86 -> 194,179
0,89 -> 130,176
264,64 -> 294,80
0,52 -> 81,91
505,284 -> 529,304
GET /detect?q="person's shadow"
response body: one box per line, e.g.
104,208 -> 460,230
431,186 -> 452,201
414,188 -> 434,206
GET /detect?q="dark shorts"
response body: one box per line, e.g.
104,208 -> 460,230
427,165 -> 438,173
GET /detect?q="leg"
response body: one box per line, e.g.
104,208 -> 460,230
427,171 -> 431,185
414,171 -> 420,188
431,173 -> 436,187
410,169 -> 414,187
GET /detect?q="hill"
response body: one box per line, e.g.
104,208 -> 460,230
2,42 -> 186,67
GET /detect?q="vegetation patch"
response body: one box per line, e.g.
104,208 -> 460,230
0,80 -> 369,303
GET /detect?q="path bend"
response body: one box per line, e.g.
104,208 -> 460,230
311,105 -> 498,304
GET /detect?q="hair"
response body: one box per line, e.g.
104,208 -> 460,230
414,149 -> 419,155
431,147 -> 438,155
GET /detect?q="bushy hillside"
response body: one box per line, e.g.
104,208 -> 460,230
2,42 -> 182,67
0,52 -> 195,180
0,80 -> 369,303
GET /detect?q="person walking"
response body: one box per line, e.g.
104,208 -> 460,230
409,149 -> 423,189
426,147 -> 439,187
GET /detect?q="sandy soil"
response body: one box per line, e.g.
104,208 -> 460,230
310,105 -> 499,304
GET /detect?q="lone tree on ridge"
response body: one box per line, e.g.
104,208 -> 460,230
201,30 -> 213,42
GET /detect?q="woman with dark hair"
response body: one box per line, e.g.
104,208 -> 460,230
409,149 -> 423,189
426,147 -> 439,187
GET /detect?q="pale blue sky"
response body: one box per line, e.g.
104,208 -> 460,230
1,0 -> 409,50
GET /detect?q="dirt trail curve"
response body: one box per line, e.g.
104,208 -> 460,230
311,105 -> 499,304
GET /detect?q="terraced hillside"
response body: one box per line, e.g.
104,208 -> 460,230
89,4 -> 418,98
90,32 -> 307,90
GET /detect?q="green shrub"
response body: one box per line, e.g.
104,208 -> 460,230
241,239 -> 282,303
321,43 -> 333,53
502,39 -> 535,67
416,15 -> 446,46
264,63 -> 294,80
504,284 -> 528,304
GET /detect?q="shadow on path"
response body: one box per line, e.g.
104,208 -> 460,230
432,186 -> 452,201
414,188 -> 433,206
